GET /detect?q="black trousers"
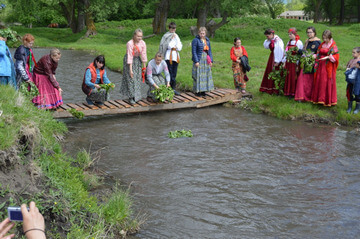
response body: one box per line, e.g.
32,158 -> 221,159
166,60 -> 179,89
347,83 -> 360,102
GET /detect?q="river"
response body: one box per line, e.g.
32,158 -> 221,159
15,48 -> 360,238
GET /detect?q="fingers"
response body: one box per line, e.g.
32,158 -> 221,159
21,204 -> 29,216
0,218 -> 15,239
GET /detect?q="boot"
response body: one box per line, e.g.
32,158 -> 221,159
346,101 -> 353,113
353,103 -> 360,114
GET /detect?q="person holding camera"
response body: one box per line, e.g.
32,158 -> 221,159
0,201 -> 45,239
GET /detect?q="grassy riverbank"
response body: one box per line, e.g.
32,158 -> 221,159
0,85 -> 140,238
12,17 -> 360,126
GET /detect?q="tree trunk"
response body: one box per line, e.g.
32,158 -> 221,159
76,0 -> 86,33
196,1 -> 209,29
59,1 -> 72,27
152,0 -> 170,34
337,0 -> 345,25
313,0 -> 323,23
358,0 -> 360,23
84,0 -> 96,37
205,12 -> 230,38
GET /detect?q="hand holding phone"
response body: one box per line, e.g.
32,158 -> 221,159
8,207 -> 25,222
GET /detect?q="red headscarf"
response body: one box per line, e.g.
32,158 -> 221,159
288,28 -> 300,41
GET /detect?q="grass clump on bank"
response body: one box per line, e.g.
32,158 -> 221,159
0,85 -> 140,238
11,17 -> 360,126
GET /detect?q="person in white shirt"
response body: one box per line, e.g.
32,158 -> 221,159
159,22 -> 182,95
259,29 -> 284,94
146,52 -> 170,101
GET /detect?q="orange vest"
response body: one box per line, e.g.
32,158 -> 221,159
82,63 -> 105,95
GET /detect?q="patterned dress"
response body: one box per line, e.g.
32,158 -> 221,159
120,39 -> 147,102
230,46 -> 248,91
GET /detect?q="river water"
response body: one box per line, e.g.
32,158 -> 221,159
15,48 -> 360,238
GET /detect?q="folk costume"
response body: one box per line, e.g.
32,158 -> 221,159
295,37 -> 321,102
0,40 -> 16,88
259,34 -> 284,94
159,32 -> 182,90
282,29 -> 303,96
14,44 -> 36,87
82,63 -> 111,104
146,58 -> 170,100
230,45 -> 249,91
120,39 -> 147,103
311,39 -> 339,106
32,54 -> 63,109
191,35 -> 214,94
345,58 -> 360,113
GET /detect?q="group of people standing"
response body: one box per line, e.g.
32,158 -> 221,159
0,33 -> 63,110
259,27 -> 343,109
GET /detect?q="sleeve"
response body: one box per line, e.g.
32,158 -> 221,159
163,61 -> 170,82
329,45 -> 339,63
274,39 -> 284,63
263,39 -> 270,49
140,41 -> 147,63
84,69 -> 95,89
146,63 -> 154,85
168,38 -> 176,49
175,35 -> 182,51
230,47 -> 237,62
191,39 -> 199,63
126,41 -> 134,64
102,70 -> 111,84
297,40 -> 303,50
208,39 -> 213,62
242,46 -> 248,58
0,46 -> 5,57
15,60 -> 29,82
44,58 -> 59,88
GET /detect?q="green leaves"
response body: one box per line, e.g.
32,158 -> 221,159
300,50 -> 315,73
98,83 -> 115,93
68,109 -> 85,120
168,129 -> 193,138
151,85 -> 175,103
285,46 -> 301,63
19,81 -> 39,98
268,65 -> 287,95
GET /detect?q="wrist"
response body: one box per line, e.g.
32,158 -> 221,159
24,229 -> 46,239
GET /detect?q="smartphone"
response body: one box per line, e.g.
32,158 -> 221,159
7,206 -> 25,221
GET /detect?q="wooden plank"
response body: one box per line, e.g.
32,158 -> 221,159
75,103 -> 88,110
108,100 -> 124,108
215,88 -> 231,95
179,93 -> 197,101
115,100 -> 132,108
204,92 -> 220,99
141,99 -> 157,106
136,100 -> 148,107
60,104 -> 71,110
67,103 -> 82,110
103,101 -> 117,109
55,107 -> 64,112
186,92 -> 204,100
174,95 -> 190,102
83,103 -> 99,110
211,90 -> 225,97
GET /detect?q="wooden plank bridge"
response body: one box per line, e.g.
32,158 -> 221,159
53,88 -> 247,119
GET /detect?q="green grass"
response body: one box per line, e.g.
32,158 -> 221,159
0,86 -> 139,238
11,17 -> 360,125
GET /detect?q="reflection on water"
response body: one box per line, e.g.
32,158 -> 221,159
63,107 -> 360,239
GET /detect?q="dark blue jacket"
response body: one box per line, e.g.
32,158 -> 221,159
191,35 -> 213,64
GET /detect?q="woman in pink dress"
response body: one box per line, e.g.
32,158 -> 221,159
311,30 -> 339,106
259,29 -> 284,94
32,49 -> 63,109
295,27 -> 321,102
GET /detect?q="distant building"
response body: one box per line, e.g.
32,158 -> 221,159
278,11 -> 310,21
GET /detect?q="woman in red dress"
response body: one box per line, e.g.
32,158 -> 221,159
230,37 -> 249,93
259,29 -> 284,94
311,30 -> 339,106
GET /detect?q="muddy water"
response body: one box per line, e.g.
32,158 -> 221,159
17,49 -> 360,238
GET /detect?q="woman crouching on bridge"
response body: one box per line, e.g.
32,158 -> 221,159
82,55 -> 112,105
146,52 -> 170,101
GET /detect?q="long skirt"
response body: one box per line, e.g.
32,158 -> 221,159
147,74 -> 166,100
192,52 -> 214,93
232,62 -> 246,90
283,61 -> 297,96
311,61 -> 337,106
87,88 -> 108,103
295,69 -> 314,102
259,51 -> 278,94
120,54 -> 143,102
32,73 -> 63,109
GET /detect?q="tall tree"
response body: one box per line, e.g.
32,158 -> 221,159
152,0 -> 170,34
264,0 -> 285,19
337,0 -> 345,24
